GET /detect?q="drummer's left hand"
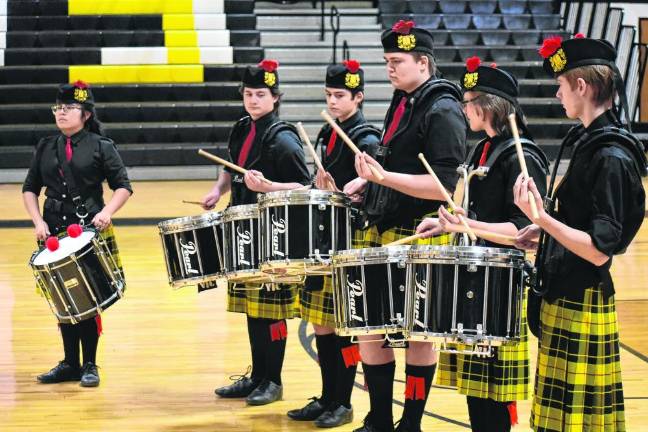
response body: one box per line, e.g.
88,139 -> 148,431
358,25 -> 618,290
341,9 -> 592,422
437,205 -> 465,232
355,152 -> 386,183
91,210 -> 112,231
244,170 -> 272,193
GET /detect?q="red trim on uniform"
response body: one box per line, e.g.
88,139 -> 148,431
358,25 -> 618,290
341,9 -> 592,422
478,141 -> 491,166
326,129 -> 338,156
269,320 -> 287,341
341,344 -> 362,368
237,122 -> 257,167
382,96 -> 407,144
404,375 -> 425,400
95,314 -> 103,336
508,401 -> 518,426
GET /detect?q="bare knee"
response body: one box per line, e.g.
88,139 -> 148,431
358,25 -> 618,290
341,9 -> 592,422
405,342 -> 437,366
312,324 -> 335,335
358,335 -> 395,364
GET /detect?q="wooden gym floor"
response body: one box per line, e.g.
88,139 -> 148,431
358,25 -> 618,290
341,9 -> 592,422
0,181 -> 647,431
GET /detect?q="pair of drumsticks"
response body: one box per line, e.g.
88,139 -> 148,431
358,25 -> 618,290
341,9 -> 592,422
192,111 -> 536,247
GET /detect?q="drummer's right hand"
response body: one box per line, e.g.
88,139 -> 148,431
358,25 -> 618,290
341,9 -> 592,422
343,177 -> 368,202
315,168 -> 339,192
35,220 -> 50,241
515,224 -> 541,251
201,190 -> 220,211
416,217 -> 443,239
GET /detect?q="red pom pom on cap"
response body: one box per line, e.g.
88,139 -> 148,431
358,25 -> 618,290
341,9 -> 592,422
392,20 -> 415,35
45,236 -> 59,252
67,224 -> 83,238
466,56 -> 481,73
73,80 -> 89,89
343,59 -> 361,74
539,36 -> 563,58
574,33 -> 585,39
258,59 -> 279,73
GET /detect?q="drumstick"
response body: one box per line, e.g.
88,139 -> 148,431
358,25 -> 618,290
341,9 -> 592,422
320,110 -> 385,181
383,233 -> 424,247
508,113 -> 539,220
417,153 -> 477,242
296,122 -> 337,191
446,223 -> 517,246
198,149 -> 273,185
182,200 -> 203,206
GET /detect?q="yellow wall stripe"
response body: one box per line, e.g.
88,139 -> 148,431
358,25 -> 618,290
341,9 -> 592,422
163,14 -> 195,31
165,31 -> 198,47
167,48 -> 200,64
69,65 -> 204,84
69,0 -> 193,15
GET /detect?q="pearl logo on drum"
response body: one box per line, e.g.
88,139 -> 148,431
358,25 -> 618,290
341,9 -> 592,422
179,239 -> 200,275
346,274 -> 365,322
270,214 -> 287,258
236,226 -> 253,266
413,274 -> 427,328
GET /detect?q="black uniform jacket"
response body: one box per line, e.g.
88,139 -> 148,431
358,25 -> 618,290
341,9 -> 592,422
541,110 -> 646,302
315,110 -> 380,190
225,112 -> 311,206
22,129 -> 132,234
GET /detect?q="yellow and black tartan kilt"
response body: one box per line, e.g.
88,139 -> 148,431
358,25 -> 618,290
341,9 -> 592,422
299,276 -> 336,328
531,288 -> 625,432
353,211 -> 452,249
226,282 -> 300,320
435,294 -> 530,402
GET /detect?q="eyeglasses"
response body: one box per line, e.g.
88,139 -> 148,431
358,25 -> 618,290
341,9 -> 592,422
51,104 -> 83,114
459,95 -> 484,107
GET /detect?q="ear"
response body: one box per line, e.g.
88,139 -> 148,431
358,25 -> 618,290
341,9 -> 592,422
575,77 -> 588,97
353,91 -> 364,105
272,94 -> 280,104
82,110 -> 92,122
418,55 -> 429,73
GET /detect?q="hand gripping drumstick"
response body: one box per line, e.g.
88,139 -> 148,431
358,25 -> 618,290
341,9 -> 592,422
320,110 -> 385,181
418,153 -> 477,242
296,122 -> 337,191
508,113 -> 539,220
198,149 -> 273,185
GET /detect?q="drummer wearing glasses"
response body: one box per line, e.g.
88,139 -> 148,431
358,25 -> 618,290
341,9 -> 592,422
417,58 -> 548,432
22,81 -> 132,387
201,60 -> 311,406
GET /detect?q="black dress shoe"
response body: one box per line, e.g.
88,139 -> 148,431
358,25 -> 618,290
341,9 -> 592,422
80,362 -> 100,387
37,361 -> 81,384
215,367 -> 260,398
353,413 -> 393,432
245,380 -> 283,406
394,418 -> 421,432
287,397 -> 327,421
315,404 -> 353,428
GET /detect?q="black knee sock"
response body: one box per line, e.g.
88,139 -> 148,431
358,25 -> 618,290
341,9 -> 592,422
401,364 -> 435,430
335,335 -> 359,408
59,323 -> 80,369
264,319 -> 287,386
466,396 -> 512,432
315,333 -> 337,405
78,317 -> 99,365
246,316 -> 267,382
363,361 -> 395,430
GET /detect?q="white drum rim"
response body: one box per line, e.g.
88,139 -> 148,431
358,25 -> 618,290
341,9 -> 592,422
31,230 -> 97,267
408,244 -> 525,265
222,204 -> 259,222
258,189 -> 350,208
332,245 -> 412,265
158,211 -> 222,233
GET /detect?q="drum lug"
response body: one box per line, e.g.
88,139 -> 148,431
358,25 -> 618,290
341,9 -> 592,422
467,263 -> 478,272
318,204 -> 326,211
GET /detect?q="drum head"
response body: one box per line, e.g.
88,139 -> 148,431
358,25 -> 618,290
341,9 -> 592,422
32,230 -> 96,266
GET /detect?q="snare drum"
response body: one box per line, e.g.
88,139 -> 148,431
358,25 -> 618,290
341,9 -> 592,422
222,204 -> 269,283
258,189 -> 352,277
331,246 -> 410,337
158,212 -> 225,288
405,245 -> 525,346
30,229 -> 125,324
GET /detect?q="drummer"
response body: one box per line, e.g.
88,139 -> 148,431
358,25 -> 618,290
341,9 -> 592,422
201,59 -> 311,406
287,60 -> 380,428
22,81 -> 132,387
344,21 -> 467,432
416,58 -> 548,432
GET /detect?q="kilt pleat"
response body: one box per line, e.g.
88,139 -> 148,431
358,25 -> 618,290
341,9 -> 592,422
226,282 -> 300,320
531,287 -> 625,432
299,276 -> 336,328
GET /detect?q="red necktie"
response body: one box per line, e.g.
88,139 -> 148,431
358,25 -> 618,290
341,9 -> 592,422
382,96 -> 407,145
65,136 -> 73,162
478,141 -> 491,166
326,129 -> 338,156
237,122 -> 256,167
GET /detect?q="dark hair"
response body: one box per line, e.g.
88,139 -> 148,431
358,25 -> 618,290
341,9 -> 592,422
239,85 -> 283,114
411,52 -> 437,75
563,64 -> 615,106
82,105 -> 105,136
471,92 -> 519,136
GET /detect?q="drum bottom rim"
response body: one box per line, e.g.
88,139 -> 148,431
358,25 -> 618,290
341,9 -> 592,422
169,273 -> 226,289
52,284 -> 124,323
260,260 -> 332,276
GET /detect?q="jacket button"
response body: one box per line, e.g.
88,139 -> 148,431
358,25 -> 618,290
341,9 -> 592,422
62,194 -> 66,198
62,216 -> 67,221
